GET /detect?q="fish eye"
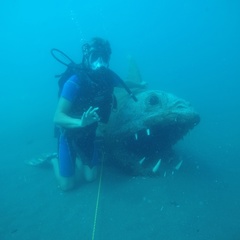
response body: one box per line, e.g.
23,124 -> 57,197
148,94 -> 160,106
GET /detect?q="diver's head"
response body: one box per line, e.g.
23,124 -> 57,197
82,37 -> 111,71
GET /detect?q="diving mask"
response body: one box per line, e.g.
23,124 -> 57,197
89,51 -> 109,70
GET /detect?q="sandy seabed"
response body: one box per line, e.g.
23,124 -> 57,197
1,149 -> 240,240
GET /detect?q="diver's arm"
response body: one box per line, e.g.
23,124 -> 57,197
54,97 -> 99,128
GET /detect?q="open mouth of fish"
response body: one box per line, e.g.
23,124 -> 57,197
124,120 -> 191,149
119,122 -> 192,174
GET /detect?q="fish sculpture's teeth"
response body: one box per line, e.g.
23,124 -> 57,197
146,128 -> 150,136
152,159 -> 161,173
139,157 -> 146,165
134,133 -> 138,140
175,160 -> 183,170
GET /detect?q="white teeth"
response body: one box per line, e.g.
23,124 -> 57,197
139,157 -> 146,165
134,129 -> 150,139
134,133 -> 138,140
175,160 -> 183,170
152,159 -> 161,173
146,128 -> 150,136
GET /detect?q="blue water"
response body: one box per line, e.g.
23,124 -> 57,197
1,0 -> 240,239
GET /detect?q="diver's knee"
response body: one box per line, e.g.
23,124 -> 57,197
58,177 -> 75,191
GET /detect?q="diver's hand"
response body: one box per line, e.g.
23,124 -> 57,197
80,106 -> 100,127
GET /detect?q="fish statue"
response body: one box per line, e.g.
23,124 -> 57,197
104,57 -> 200,175
104,87 -> 200,175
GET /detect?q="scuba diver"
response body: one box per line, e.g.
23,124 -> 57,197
52,37 -> 144,191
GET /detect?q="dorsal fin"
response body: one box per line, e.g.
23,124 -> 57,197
126,55 -> 142,84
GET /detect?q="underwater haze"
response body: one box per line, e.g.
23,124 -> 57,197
0,0 -> 240,239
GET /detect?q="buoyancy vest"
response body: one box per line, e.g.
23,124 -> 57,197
69,67 -> 119,123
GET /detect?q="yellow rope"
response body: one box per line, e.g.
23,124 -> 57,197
91,158 -> 104,240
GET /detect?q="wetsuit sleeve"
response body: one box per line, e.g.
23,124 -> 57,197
61,75 -> 80,102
